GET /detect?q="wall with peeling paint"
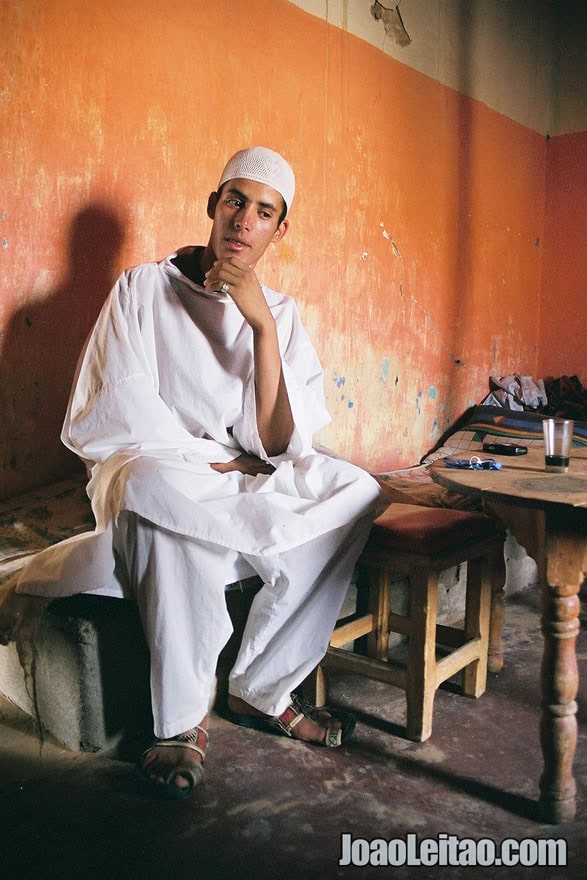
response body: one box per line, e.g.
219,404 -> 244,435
538,131 -> 587,381
293,0 -> 560,134
0,0 -> 585,498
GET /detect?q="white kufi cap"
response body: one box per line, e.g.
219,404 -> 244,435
218,147 -> 295,214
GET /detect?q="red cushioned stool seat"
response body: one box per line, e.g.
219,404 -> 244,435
310,503 -> 505,741
368,505 -> 499,555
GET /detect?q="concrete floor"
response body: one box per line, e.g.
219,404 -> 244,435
0,592 -> 585,880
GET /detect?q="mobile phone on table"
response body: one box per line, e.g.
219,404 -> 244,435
482,442 -> 528,456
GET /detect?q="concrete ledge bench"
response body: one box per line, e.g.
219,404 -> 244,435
1,588 -> 262,753
0,473 -> 262,751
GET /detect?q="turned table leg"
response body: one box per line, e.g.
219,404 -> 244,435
538,508 -> 584,824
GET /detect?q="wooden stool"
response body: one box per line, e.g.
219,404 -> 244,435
313,504 -> 505,741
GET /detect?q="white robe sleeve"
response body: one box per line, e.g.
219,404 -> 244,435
231,295 -> 331,462
62,270 -> 238,467
63,269 -> 331,472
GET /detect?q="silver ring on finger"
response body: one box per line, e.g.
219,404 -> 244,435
219,281 -> 230,295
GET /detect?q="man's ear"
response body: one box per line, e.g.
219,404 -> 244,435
273,218 -> 289,242
207,191 -> 219,220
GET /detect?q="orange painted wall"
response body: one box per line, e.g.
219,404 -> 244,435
0,0 -> 557,498
539,131 -> 587,384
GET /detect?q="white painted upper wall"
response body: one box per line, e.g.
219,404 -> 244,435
289,0 -> 587,135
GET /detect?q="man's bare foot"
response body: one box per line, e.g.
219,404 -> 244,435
227,695 -> 346,746
139,718 -> 208,800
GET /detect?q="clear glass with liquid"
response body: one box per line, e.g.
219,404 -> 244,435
542,418 -> 574,473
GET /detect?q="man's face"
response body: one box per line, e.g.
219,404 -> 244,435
206,178 -> 288,268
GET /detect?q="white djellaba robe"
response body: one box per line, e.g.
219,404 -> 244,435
12,251 -> 382,738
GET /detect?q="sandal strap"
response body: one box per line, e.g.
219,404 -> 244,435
270,694 -> 342,748
144,725 -> 209,764
152,740 -> 207,763
324,725 -> 342,748
296,695 -> 343,748
271,698 -> 306,737
175,725 -> 209,749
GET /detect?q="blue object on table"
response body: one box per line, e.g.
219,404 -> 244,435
444,456 -> 502,471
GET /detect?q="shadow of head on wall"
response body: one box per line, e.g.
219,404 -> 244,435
1,202 -> 126,499
66,203 -> 126,290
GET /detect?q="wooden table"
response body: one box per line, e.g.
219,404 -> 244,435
431,446 -> 587,824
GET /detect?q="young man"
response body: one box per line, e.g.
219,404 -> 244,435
11,148 -> 382,799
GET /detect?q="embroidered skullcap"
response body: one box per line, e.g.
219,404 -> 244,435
218,147 -> 295,214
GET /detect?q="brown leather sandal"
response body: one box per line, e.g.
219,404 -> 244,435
137,725 -> 208,801
227,693 -> 356,748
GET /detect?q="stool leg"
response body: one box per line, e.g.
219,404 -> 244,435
462,556 -> 491,698
301,664 -> 327,706
354,564 -> 371,656
488,544 -> 506,673
366,565 -> 390,662
405,568 -> 437,741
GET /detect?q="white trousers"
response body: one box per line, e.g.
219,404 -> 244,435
112,511 -> 374,739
